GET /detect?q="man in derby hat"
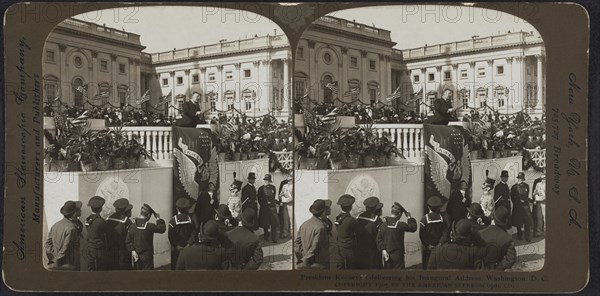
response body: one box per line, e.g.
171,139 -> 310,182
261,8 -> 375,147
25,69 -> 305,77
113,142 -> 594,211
511,172 -> 534,242
176,220 -> 230,270
377,202 -> 417,269
295,199 -> 332,269
427,219 -> 485,270
278,174 -> 294,239
479,207 -> 516,270
85,196 -> 108,271
168,198 -> 195,270
126,203 -> 166,270
106,198 -> 133,270
223,208 -> 263,270
419,196 -> 449,269
532,170 -> 546,237
334,194 -> 358,269
447,180 -> 471,225
258,174 -> 280,243
215,204 -> 238,233
45,201 -> 83,270
494,170 -> 512,223
355,196 -> 384,269
466,203 -> 491,232
241,172 -> 258,212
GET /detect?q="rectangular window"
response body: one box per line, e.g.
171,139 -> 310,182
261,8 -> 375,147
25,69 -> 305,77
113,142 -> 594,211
210,98 -> 217,112
177,99 -> 184,116
245,101 -> 252,111
225,93 -> 234,110
192,74 -> 199,83
119,63 -> 126,74
244,69 -> 251,78
478,67 -> 486,77
497,66 -> 504,75
294,80 -> 306,99
118,91 -> 127,106
350,56 -> 358,68
45,50 -> 55,63
413,75 -> 420,82
297,47 -> 304,60
162,78 -> 168,86
209,73 -> 216,81
444,71 -> 451,80
460,69 -> 468,79
177,77 -> 183,85
46,84 -> 56,100
100,60 -> 108,72
368,89 -> 377,104
369,59 -> 376,71
226,71 -> 233,80
428,73 -> 435,82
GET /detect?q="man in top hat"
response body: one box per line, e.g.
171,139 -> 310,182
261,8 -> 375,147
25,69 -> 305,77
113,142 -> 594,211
223,208 -> 263,270
85,196 -> 108,271
194,182 -> 219,227
215,204 -> 238,234
479,207 -> 516,270
334,194 -> 358,269
176,220 -> 230,270
466,203 -> 491,232
355,196 -> 384,269
258,174 -> 280,243
447,180 -> 471,225
126,204 -> 166,270
427,219 -> 485,270
532,169 -> 546,237
494,170 -> 512,223
419,196 -> 449,269
45,201 -> 83,270
106,198 -> 133,270
377,202 -> 417,269
241,172 -> 259,212
511,172 -> 533,242
295,199 -> 332,269
278,174 -> 294,239
168,198 -> 195,270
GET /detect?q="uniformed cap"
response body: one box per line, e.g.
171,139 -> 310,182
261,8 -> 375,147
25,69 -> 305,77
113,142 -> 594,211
141,203 -> 156,215
427,196 -> 443,208
337,194 -> 355,207
363,196 -> 381,209
500,170 -> 509,178
231,179 -> 243,191
309,199 -> 332,215
175,198 -> 191,210
60,200 -> 82,216
113,198 -> 133,212
263,174 -> 272,182
517,172 -> 525,180
87,196 -> 105,208
391,202 -> 406,214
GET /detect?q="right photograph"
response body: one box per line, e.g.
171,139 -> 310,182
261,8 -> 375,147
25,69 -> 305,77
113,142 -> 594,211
293,5 -> 546,271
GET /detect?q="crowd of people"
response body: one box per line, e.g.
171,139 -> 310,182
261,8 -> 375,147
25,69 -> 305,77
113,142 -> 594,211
44,173 -> 294,271
294,169 -> 546,270
45,104 -> 174,127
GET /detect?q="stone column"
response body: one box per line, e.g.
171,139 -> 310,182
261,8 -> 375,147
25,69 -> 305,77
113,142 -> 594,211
135,59 -> 141,101
217,65 -> 224,111
379,54 -> 386,102
451,63 -> 459,109
340,47 -> 347,102
361,50 -> 369,100
282,58 -> 290,114
506,57 -> 513,110
111,54 -> 118,106
200,67 -> 207,110
469,62 -> 476,109
436,65 -> 443,94
487,59 -> 494,111
307,40 -> 316,92
386,55 -> 392,96
514,56 -> 525,111
535,54 -> 544,111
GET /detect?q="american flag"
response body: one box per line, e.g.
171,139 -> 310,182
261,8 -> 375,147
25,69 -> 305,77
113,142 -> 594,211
386,86 -> 402,102
76,86 -> 88,100
325,82 -> 338,94
156,90 -> 172,107
137,90 -> 150,105
320,107 -> 339,124
343,87 -> 360,97
71,110 -> 91,125
94,91 -> 110,101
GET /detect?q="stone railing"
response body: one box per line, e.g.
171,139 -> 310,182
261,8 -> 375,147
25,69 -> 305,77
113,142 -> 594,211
122,127 -> 173,163
371,124 -> 425,161
525,148 -> 546,168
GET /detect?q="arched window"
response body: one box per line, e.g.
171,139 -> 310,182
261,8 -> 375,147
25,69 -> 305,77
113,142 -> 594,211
72,78 -> 85,107
494,86 -> 507,110
117,84 -> 129,107
458,88 -> 470,110
322,74 -> 333,104
224,90 -> 235,111
367,81 -> 379,104
44,75 -> 59,101
97,82 -> 111,105
293,72 -> 308,100
476,87 -> 487,108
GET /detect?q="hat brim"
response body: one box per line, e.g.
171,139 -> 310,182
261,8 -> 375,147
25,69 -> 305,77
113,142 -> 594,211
60,201 -> 82,216
467,208 -> 484,218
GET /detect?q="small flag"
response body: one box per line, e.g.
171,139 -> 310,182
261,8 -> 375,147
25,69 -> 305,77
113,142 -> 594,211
325,82 -> 338,94
385,86 -> 402,102
94,91 -> 110,101
137,90 -> 150,105
343,87 -> 360,97
321,107 -> 339,124
71,110 -> 91,125
76,86 -> 88,100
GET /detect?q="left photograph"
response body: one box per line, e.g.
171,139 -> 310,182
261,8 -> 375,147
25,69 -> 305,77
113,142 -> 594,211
42,6 -> 293,271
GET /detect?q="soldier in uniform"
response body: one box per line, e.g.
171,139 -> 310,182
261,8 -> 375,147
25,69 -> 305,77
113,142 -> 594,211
45,201 -> 83,270
419,196 -> 448,269
168,198 -> 195,270
85,196 -> 107,271
106,198 -> 133,270
479,207 -> 516,270
176,220 -> 230,270
494,170 -> 512,225
295,199 -> 331,269
126,204 -> 166,270
241,173 -> 258,212
258,174 -> 280,243
355,196 -> 384,269
224,208 -> 263,270
511,172 -> 533,242
334,194 -> 358,269
377,202 -> 417,269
